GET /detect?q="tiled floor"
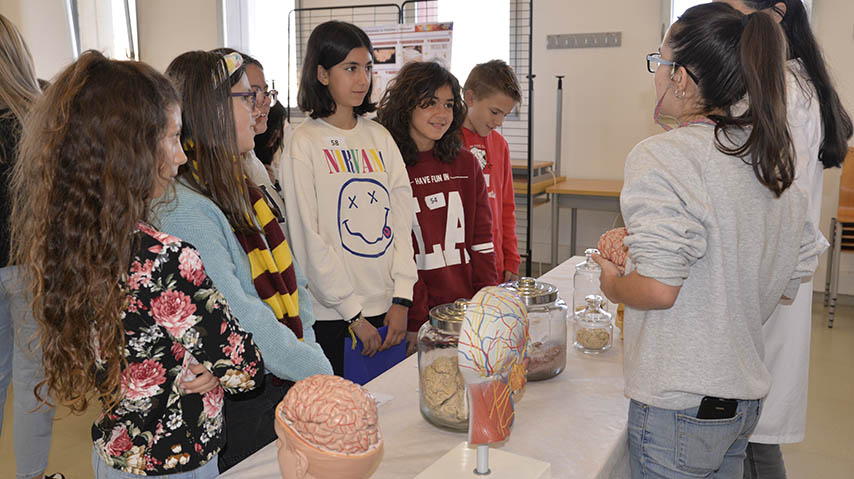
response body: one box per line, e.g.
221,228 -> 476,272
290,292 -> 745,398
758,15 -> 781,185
2,300 -> 853,478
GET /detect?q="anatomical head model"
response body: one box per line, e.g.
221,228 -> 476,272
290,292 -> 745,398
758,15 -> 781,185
457,287 -> 529,444
275,375 -> 383,479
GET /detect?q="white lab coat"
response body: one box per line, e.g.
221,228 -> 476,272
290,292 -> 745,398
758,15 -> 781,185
751,60 -> 828,444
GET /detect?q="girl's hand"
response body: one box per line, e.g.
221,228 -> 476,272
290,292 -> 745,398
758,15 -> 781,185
503,271 -> 520,282
353,317 -> 382,357
380,304 -> 407,351
181,363 -> 220,395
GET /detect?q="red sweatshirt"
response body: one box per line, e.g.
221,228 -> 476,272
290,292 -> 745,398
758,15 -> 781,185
407,149 -> 499,331
462,127 -> 521,279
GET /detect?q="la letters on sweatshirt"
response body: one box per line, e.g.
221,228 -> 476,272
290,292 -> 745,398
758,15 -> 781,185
462,127 -> 521,277
407,149 -> 499,331
282,117 -> 417,321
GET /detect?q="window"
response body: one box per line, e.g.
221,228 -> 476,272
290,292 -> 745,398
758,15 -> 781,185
66,0 -> 138,60
435,0 -> 510,87
222,0 -> 296,104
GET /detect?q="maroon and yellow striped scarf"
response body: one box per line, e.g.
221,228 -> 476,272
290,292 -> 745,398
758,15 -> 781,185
234,181 -> 303,339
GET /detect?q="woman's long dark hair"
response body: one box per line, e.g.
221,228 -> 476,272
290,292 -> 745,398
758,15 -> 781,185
743,0 -> 852,168
377,61 -> 466,166
166,50 -> 258,234
671,3 -> 793,196
11,51 -> 179,413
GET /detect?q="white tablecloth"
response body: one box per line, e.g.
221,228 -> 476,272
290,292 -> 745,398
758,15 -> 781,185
219,257 -> 630,478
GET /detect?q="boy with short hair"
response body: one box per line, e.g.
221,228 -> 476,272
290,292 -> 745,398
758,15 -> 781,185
462,59 -> 523,282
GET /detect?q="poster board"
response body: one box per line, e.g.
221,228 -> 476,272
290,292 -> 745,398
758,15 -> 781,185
364,22 -> 454,104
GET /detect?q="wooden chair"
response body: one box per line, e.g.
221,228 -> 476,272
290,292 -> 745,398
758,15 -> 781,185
824,146 -> 854,327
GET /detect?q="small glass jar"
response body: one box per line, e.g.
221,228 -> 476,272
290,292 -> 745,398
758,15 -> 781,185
574,248 -> 608,315
417,299 -> 469,431
500,277 -> 567,381
574,294 -> 613,354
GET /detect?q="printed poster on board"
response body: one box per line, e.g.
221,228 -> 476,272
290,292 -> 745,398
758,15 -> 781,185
364,22 -> 454,105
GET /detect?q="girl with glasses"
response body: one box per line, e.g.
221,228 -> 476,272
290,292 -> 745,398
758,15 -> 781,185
158,50 -> 332,472
593,3 -> 826,478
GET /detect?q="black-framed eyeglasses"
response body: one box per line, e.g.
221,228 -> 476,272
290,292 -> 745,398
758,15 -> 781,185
646,52 -> 700,85
230,91 -> 257,110
253,89 -> 279,107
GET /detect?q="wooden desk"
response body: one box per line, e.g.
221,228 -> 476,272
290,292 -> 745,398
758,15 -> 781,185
546,179 -> 623,265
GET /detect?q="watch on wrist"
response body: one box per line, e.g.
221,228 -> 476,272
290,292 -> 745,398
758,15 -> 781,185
391,297 -> 413,308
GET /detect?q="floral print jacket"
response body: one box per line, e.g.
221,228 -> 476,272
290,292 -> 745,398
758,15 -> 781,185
92,223 -> 264,475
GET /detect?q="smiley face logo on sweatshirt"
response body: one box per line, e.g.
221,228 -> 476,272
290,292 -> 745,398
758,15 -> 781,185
338,178 -> 393,258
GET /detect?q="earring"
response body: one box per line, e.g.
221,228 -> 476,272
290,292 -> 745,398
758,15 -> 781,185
674,89 -> 686,100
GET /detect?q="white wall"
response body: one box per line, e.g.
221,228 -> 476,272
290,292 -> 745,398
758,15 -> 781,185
0,0 -> 74,80
529,0 -> 661,264
136,0 -> 220,72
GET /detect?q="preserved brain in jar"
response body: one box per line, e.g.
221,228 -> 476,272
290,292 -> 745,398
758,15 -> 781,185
420,355 -> 466,424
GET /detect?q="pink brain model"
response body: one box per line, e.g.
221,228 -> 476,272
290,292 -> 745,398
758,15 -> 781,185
597,227 -> 628,273
279,375 -> 380,455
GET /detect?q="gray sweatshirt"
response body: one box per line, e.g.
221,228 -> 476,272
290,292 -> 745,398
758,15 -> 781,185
621,124 -> 825,410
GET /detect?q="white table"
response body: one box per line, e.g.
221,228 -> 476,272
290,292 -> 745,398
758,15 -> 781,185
220,257 -> 630,478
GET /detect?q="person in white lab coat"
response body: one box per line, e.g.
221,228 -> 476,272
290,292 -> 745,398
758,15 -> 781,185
715,1 -> 853,478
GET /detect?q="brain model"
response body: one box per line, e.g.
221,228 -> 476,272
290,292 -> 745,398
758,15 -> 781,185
597,227 -> 628,273
279,375 -> 380,454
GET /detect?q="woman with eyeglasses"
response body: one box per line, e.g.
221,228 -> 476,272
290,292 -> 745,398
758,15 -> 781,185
712,2 -> 852,477
159,50 -> 332,472
593,3 -> 826,478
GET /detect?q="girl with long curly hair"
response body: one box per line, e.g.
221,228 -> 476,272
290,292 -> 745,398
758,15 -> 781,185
11,50 -> 264,478
377,61 -> 498,348
159,50 -> 332,472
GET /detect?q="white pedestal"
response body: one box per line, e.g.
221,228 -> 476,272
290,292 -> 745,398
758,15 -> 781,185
414,442 -> 550,479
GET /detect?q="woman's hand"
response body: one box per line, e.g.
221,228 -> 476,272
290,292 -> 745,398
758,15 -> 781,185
592,253 -> 622,304
353,317 -> 382,357
181,363 -> 220,395
380,304 -> 407,351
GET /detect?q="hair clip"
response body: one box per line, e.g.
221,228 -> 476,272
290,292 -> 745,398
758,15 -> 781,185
217,52 -> 243,85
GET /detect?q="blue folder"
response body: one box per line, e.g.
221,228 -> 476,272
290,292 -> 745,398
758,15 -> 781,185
343,325 -> 406,385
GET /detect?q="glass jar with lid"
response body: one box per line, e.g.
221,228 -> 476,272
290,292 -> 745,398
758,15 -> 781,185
574,248 -> 608,314
417,299 -> 469,431
500,277 -> 567,381
574,294 -> 613,353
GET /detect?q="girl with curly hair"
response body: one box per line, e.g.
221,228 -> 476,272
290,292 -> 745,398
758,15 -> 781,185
11,50 -> 264,478
377,61 -> 498,348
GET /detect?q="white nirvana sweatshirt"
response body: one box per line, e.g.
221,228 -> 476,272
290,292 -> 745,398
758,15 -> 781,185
281,116 -> 417,321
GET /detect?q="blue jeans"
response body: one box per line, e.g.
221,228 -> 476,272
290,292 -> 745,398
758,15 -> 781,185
628,398 -> 762,478
0,265 -> 55,479
91,448 -> 219,478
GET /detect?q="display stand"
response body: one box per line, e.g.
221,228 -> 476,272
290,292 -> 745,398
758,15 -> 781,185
415,442 -> 550,479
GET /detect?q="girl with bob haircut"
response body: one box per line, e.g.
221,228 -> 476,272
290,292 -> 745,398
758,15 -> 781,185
161,50 -> 332,472
377,61 -> 497,344
282,21 -> 417,375
715,1 -> 852,476
11,50 -> 264,478
593,4 -> 825,478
